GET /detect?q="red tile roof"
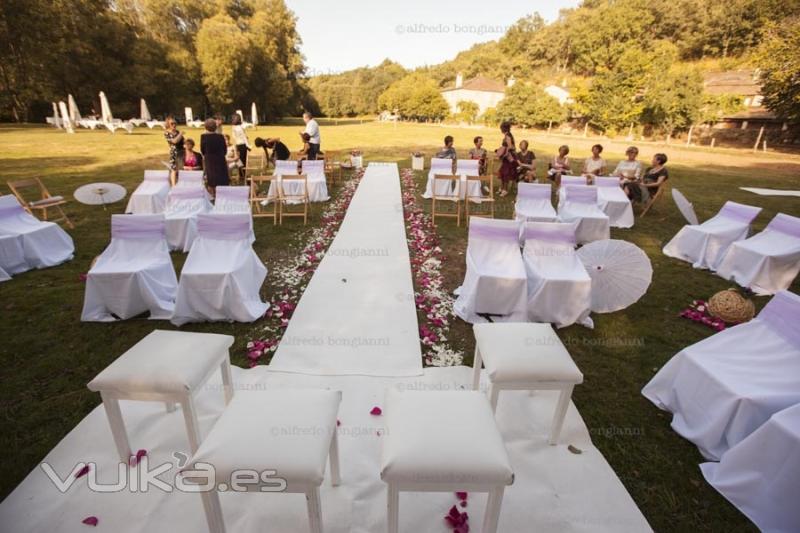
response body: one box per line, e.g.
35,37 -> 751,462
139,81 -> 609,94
442,76 -> 505,93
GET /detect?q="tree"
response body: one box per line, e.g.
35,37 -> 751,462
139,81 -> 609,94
455,101 -> 479,123
699,94 -> 745,125
496,83 -> 568,128
378,73 -> 449,121
641,65 -> 704,135
754,16 -> 800,126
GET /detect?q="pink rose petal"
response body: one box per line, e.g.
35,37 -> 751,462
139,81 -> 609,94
370,406 -> 382,416
75,465 -> 90,478
82,516 -> 98,526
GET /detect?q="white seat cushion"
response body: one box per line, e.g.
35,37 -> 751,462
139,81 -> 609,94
87,330 -> 234,395
187,389 -> 341,491
380,390 -> 514,487
474,323 -> 583,384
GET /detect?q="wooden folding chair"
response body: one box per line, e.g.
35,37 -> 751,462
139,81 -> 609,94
640,183 -> 667,218
249,175 -> 279,224
465,174 -> 495,224
431,174 -> 462,227
278,174 -> 309,225
324,151 -> 341,185
243,154 -> 266,185
7,177 -> 74,228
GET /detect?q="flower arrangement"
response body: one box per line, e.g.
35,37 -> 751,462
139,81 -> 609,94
245,169 -> 365,365
400,167 -> 464,367
679,299 -> 727,332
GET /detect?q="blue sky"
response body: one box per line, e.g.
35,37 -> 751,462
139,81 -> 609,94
287,0 -> 581,74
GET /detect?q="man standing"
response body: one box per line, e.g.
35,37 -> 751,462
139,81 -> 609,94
300,112 -> 321,160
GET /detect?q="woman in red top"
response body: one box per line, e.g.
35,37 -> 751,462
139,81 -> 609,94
495,122 -> 517,197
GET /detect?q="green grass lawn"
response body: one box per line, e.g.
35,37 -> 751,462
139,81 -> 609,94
1,123 -> 799,531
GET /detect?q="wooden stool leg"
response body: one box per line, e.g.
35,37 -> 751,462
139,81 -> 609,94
549,385 -> 574,445
165,402 -> 177,413
306,487 -> 323,533
488,384 -> 500,412
100,392 -> 132,462
200,489 -> 226,533
220,357 -> 234,405
329,428 -> 341,486
181,394 -> 203,454
481,486 -> 505,533
472,345 -> 483,391
387,484 -> 399,533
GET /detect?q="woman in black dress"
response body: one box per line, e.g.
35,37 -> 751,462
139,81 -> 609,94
200,118 -> 228,198
625,153 -> 669,203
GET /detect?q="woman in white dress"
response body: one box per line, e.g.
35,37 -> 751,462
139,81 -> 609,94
582,144 -> 607,183
612,146 -> 642,185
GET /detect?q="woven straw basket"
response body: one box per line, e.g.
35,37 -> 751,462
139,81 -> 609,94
708,289 -> 755,323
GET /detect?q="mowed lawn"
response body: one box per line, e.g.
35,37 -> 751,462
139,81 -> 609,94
1,122 -> 799,531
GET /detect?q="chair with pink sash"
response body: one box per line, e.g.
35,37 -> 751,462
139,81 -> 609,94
454,217 -> 527,323
176,169 -> 205,189
557,185 -> 610,244
81,214 -> 177,321
556,175 -> 587,208
125,170 -> 171,214
522,222 -> 592,328
642,290 -> 800,461
299,159 -> 330,202
213,186 -> 254,242
715,213 -> 800,294
514,183 -> 557,223
663,201 -> 762,270
164,186 -> 213,252
171,214 -> 268,325
0,194 -> 73,270
594,177 -> 634,228
423,158 -> 455,198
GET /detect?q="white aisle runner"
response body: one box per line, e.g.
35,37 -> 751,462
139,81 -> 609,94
269,163 -> 424,377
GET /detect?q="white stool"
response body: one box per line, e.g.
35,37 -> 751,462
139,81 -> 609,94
472,322 -> 583,445
380,390 -> 514,533
186,389 -> 342,533
87,329 -> 234,461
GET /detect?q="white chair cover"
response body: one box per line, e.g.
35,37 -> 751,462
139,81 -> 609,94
81,214 -> 177,322
0,233 -> 27,276
515,183 -> 557,223
171,214 -> 268,325
176,170 -> 204,187
595,177 -> 634,228
557,185 -> 610,244
557,176 -> 587,208
267,160 -> 329,203
522,222 -> 592,328
642,290 -> 800,460
164,187 -> 213,252
700,403 -> 800,533
455,159 -> 479,176
453,217 -> 527,323
423,158 -> 455,198
715,213 -> 800,294
455,159 -> 483,201
213,186 -> 254,242
125,170 -> 171,214
0,195 -> 73,269
663,201 -> 762,270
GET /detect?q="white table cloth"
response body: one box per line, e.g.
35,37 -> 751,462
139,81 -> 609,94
0,233 -> 26,276
0,265 -> 9,282
0,195 -> 73,269
642,290 -> 800,460
81,215 -> 177,322
423,159 -> 483,201
171,214 -> 268,325
595,177 -> 634,228
557,186 -> 610,244
267,160 -> 329,203
454,218 -> 527,323
522,222 -> 592,328
715,213 -> 800,295
422,158 -> 454,198
663,201 -> 762,270
700,403 -> 800,533
515,183 -> 557,223
125,170 -> 170,214
164,187 -> 212,252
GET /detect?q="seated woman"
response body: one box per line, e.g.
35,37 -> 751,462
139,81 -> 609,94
582,144 -> 606,183
297,133 -> 312,160
613,146 -> 643,183
224,134 -> 242,173
435,135 -> 457,160
469,136 -> 487,175
546,145 -> 571,187
182,139 -> 203,170
516,140 -> 536,182
625,153 -> 669,203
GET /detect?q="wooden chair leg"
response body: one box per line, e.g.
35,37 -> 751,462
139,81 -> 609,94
472,345 -> 482,390
387,484 -> 399,533
100,392 -> 132,463
329,430 -> 341,486
550,385 -> 574,445
220,358 -> 234,405
181,394 -> 202,454
481,486 -> 505,533
488,384 -> 500,412
306,487 -> 323,533
200,488 -> 226,533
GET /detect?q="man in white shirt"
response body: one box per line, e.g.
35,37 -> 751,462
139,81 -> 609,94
301,112 -> 321,160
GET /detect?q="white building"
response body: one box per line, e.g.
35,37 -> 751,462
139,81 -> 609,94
441,74 -> 507,115
544,85 -> 573,105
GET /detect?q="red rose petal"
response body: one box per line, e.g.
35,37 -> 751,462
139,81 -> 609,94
75,465 -> 90,478
370,406 -> 382,416
82,516 -> 98,526
455,491 -> 468,501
